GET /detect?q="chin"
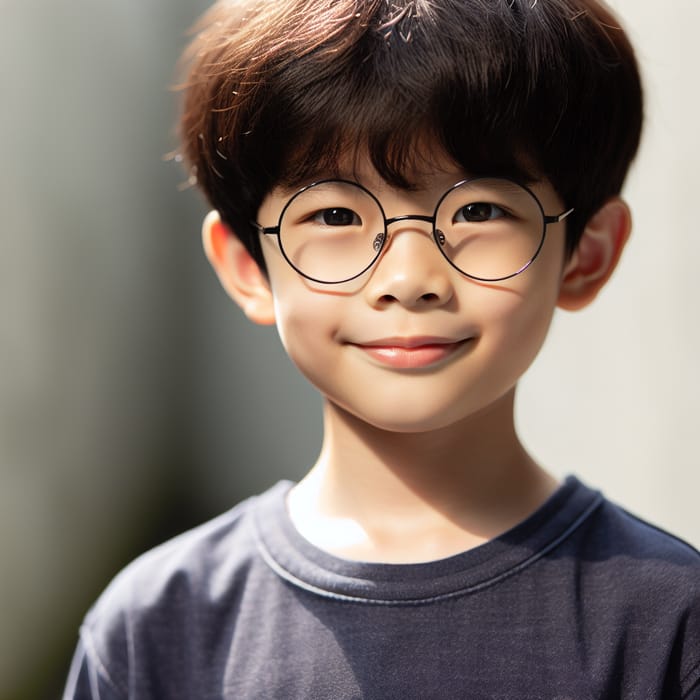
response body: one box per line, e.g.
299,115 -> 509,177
333,398 -> 489,435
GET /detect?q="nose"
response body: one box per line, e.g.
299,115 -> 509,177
364,221 -> 455,309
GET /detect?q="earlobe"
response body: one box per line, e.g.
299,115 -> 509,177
201,210 -> 276,325
557,197 -> 631,311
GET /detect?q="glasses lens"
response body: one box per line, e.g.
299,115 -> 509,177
435,178 -> 545,280
278,181 -> 385,283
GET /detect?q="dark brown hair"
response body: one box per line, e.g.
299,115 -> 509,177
179,0 -> 643,267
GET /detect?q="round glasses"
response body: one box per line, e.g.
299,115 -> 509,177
252,178 -> 574,284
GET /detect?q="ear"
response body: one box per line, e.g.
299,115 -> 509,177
557,197 -> 631,311
202,210 -> 276,325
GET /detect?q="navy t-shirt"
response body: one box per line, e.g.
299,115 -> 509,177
64,477 -> 700,699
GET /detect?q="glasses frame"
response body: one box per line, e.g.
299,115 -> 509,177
251,177 -> 574,285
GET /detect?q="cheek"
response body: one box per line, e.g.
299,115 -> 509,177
262,244 -> 349,388
271,287 -> 343,378
473,268 -> 562,372
273,294 -> 315,354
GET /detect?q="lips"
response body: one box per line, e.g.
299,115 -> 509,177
350,337 -> 474,369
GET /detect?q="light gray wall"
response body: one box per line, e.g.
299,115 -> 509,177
518,0 -> 700,549
1,1 -> 697,697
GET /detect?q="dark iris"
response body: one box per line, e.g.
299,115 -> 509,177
459,202 -> 503,222
323,208 -> 356,226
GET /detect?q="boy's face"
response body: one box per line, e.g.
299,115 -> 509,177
253,151 -> 572,434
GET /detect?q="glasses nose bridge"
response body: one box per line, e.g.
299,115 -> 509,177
370,211 -> 444,275
380,212 -> 437,248
384,213 -> 436,231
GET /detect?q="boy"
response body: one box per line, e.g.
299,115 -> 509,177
65,0 -> 700,697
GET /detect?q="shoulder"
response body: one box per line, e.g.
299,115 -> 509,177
546,479 -> 700,628
581,495 -> 699,571
567,492 -> 700,601
573,492 -> 700,693
90,491 -> 259,613
75,482 -> 290,694
543,483 -> 700,696
539,477 -> 699,594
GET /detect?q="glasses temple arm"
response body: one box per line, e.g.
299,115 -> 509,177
544,207 -> 575,225
250,221 -> 280,235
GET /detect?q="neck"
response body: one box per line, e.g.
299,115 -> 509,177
288,388 -> 558,562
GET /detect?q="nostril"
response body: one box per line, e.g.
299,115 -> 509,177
376,291 -> 443,306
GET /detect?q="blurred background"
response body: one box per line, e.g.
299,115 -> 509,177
0,1 -> 697,697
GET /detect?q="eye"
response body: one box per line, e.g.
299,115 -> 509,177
454,202 -> 507,223
313,207 -> 361,226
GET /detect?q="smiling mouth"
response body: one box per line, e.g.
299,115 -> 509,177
351,338 -> 475,369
